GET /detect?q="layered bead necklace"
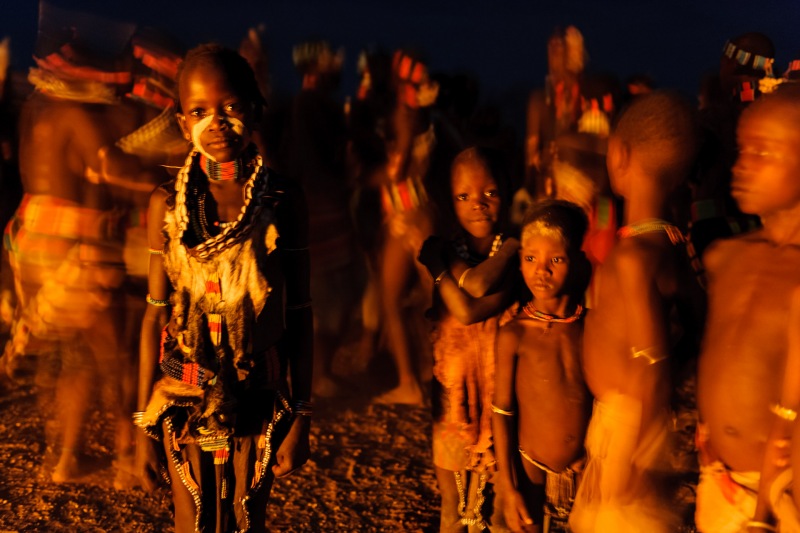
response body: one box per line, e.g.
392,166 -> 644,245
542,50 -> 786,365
189,154 -> 248,241
523,302 -> 584,328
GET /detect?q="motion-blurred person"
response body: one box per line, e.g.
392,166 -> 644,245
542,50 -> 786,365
569,92 -> 702,532
3,2 -> 137,483
688,32 -> 774,267
696,86 -> 800,533
280,40 -> 361,398
373,49 -> 454,405
522,26 -> 587,204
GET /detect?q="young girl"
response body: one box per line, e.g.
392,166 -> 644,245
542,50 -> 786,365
134,44 -> 312,533
492,200 -> 592,533
418,146 -> 520,531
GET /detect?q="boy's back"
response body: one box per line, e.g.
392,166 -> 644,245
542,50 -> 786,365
570,91 -> 699,533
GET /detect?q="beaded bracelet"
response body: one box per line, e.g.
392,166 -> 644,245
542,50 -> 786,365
770,403 -> 798,422
293,399 -> 313,417
631,346 -> 667,365
458,268 -> 472,289
746,520 -> 777,532
146,294 -> 170,307
148,248 -> 165,255
286,300 -> 312,311
491,404 -> 515,417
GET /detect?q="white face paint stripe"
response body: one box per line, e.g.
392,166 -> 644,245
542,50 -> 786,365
191,114 -> 216,161
190,114 -> 248,163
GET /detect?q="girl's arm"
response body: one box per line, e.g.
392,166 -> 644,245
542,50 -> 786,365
418,236 -> 516,325
458,237 -> 520,298
135,186 -> 171,489
272,180 -> 312,478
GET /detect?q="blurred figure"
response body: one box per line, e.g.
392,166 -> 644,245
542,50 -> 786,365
372,49 -> 450,405
493,200 -> 592,533
417,146 -> 519,531
689,32 -> 775,265
280,39 -> 360,398
523,26 -> 587,202
570,92 -> 702,532
3,1 -> 137,482
696,87 -> 800,533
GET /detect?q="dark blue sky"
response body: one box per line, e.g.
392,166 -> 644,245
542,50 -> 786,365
3,0 -> 798,133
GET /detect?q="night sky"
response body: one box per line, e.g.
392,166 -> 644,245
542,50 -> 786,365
2,0 -> 798,135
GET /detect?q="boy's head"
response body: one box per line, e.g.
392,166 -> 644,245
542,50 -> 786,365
176,43 -> 266,162
732,85 -> 800,217
520,200 -> 590,302
607,90 -> 698,198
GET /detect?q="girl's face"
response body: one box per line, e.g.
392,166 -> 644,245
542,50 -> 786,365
178,62 -> 256,163
520,233 -> 570,302
451,160 -> 501,241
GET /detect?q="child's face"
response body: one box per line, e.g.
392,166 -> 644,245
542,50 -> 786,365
178,63 -> 256,163
733,107 -> 800,216
451,161 -> 501,240
520,233 -> 570,301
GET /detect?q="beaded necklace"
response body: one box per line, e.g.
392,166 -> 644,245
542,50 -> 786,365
523,302 -> 584,325
199,153 -> 240,181
455,233 -> 503,264
617,219 -> 684,245
174,150 -> 267,259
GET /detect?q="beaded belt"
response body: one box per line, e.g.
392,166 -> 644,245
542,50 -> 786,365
381,175 -> 428,215
160,356 -> 215,388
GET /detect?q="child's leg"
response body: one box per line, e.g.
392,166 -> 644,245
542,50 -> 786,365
435,465 -> 467,533
517,457 -> 547,532
376,232 -> 422,404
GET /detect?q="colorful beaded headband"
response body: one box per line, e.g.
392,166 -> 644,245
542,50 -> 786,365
722,40 -> 774,75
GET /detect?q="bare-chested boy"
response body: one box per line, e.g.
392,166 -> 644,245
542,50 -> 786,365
568,91 -> 700,533
696,86 -> 800,533
493,200 -> 592,533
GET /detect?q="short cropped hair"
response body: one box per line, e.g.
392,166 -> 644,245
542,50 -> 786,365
742,83 -> 800,124
175,43 -> 267,114
613,90 -> 698,187
521,199 -> 588,256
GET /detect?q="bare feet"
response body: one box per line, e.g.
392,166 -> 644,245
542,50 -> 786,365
375,382 -> 424,406
52,452 -> 80,483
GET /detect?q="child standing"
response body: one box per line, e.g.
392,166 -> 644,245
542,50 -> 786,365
568,91 -> 700,532
134,44 -> 313,532
418,146 -> 520,532
493,200 -> 593,533
696,86 -> 800,532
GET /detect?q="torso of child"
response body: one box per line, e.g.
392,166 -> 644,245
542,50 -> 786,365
512,316 -> 591,473
582,234 -> 681,425
698,232 -> 800,472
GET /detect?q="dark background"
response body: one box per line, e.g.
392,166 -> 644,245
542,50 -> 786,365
2,0 -> 798,135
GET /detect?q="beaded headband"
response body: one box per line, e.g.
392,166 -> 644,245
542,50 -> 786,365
722,40 -> 774,76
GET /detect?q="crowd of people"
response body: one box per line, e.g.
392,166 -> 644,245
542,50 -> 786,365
1,4 -> 800,532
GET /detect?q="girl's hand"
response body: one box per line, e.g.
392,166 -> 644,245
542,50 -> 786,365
502,486 -> 536,532
134,429 -> 160,492
272,415 -> 311,478
417,235 -> 446,277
